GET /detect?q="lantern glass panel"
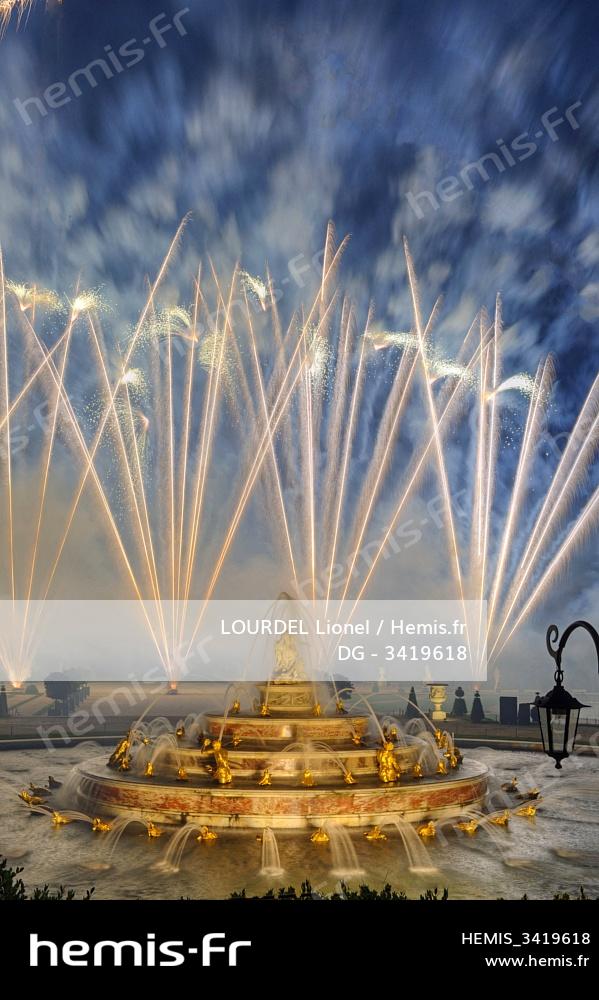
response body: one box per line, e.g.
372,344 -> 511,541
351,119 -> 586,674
549,709 -> 568,757
538,707 -> 551,753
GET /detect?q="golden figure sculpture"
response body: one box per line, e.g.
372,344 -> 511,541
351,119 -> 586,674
91,818 -> 111,833
176,766 -> 189,781
197,826 -> 218,842
258,768 -> 272,786
515,804 -> 537,818
201,737 -> 212,751
259,703 -> 270,717
273,629 -> 306,682
232,735 -> 243,747
175,725 -> 185,739
434,729 -> 443,747
18,789 -> 43,805
448,753 -> 459,769
212,741 -> 233,785
412,762 -> 424,778
301,769 -> 316,786
364,825 -> 387,841
310,828 -> 329,844
344,770 -> 357,784
418,820 -> 436,839
376,742 -> 401,783
490,810 -> 510,826
147,821 -> 163,838
51,810 -> 70,825
455,819 -> 478,835
119,756 -> 131,772
336,699 -> 347,714
351,732 -> 363,746
144,762 -> 154,777
501,777 -> 518,792
108,733 -> 131,769
231,699 -> 241,714
436,758 -> 448,776
312,702 -> 322,717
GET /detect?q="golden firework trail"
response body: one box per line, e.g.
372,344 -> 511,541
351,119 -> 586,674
1,221 -> 597,690
0,0 -> 34,36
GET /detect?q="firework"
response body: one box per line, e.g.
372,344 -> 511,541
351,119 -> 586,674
141,306 -> 198,345
69,288 -> 106,317
6,281 -> 61,314
1,222 -> 597,691
239,271 -> 268,311
0,0 -> 34,36
119,367 -> 147,395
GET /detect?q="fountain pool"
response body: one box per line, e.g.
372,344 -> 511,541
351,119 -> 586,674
2,746 -> 598,900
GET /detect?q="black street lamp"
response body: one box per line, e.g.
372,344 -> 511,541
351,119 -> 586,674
536,620 -> 599,769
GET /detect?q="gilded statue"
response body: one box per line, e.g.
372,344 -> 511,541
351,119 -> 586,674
364,825 -> 387,841
376,742 -> 401,783
273,630 -> 306,683
108,733 -> 131,769
92,818 -> 111,833
212,740 -> 233,784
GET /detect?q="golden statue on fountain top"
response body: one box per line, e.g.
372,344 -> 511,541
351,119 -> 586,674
273,629 -> 307,683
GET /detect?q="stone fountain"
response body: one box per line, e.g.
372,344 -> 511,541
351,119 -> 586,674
70,629 -> 488,831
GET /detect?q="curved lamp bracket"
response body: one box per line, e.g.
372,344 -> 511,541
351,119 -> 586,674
546,620 -> 599,686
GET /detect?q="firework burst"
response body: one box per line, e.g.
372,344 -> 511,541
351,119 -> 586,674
0,223 -> 597,690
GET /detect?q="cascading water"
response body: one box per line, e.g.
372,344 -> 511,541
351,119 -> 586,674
387,815 -> 439,875
325,822 -> 365,878
260,827 -> 284,876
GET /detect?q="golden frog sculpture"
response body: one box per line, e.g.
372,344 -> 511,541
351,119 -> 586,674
455,819 -> 478,835
92,818 -> 111,833
364,825 -> 387,841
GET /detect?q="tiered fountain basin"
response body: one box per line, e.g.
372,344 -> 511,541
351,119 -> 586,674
71,680 -> 489,829
74,756 -> 488,829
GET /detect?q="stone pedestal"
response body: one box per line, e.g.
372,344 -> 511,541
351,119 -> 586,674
427,683 -> 448,721
256,681 -> 320,715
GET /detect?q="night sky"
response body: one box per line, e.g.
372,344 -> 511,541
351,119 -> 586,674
1,0 -> 598,686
